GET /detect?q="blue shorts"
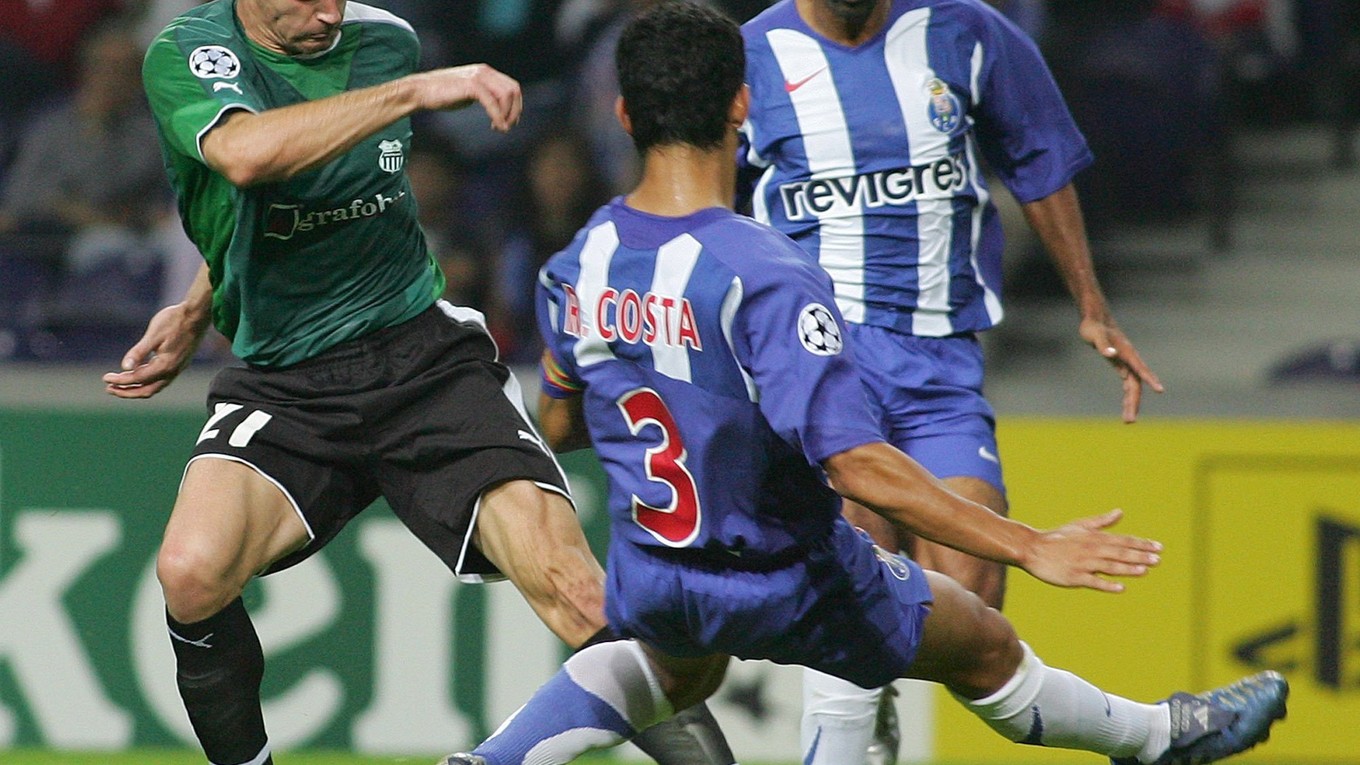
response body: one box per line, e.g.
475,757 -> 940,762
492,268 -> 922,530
605,519 -> 934,689
846,325 -> 1005,495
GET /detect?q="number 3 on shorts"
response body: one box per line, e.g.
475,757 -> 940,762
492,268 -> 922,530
617,388 -> 701,547
197,402 -> 274,448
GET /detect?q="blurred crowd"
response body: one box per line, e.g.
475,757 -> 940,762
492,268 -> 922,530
0,0 -> 1356,365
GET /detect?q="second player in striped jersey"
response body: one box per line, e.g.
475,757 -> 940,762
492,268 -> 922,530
738,2 -> 1165,762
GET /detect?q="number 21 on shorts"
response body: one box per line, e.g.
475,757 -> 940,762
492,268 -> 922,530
197,402 -> 273,448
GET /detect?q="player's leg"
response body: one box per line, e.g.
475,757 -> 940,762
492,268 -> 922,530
443,643 -> 729,765
910,474 -> 1008,605
472,479 -> 606,646
472,480 -> 737,765
803,330 -> 1004,765
157,457 -> 310,765
906,571 -> 1287,764
876,332 -> 1009,611
801,499 -> 891,764
803,482 -> 1007,763
159,355 -> 380,765
396,311 -> 735,765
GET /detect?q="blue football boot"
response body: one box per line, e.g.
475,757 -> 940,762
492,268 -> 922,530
1113,670 -> 1288,765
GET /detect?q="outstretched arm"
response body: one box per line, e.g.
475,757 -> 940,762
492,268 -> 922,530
203,63 -> 521,187
1022,183 -> 1164,422
102,262 -> 213,399
823,441 -> 1161,592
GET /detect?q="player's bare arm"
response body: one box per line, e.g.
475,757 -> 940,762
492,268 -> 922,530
103,263 -> 213,398
822,441 -> 1161,591
1022,183 -> 1165,422
202,63 -> 521,187
538,389 -> 592,453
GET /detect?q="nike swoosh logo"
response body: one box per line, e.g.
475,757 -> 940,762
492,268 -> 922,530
978,445 -> 1000,464
785,66 -> 827,93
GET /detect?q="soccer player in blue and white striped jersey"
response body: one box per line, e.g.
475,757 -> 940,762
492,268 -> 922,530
738,3 -> 1165,760
438,5 -> 1285,765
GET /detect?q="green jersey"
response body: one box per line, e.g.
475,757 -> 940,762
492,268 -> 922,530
143,0 -> 444,367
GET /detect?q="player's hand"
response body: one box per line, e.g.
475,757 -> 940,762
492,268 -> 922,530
1020,509 -> 1162,593
413,63 -> 522,132
102,302 -> 208,399
1079,317 -> 1164,423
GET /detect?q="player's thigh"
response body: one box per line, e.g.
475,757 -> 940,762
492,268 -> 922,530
909,475 -> 1008,607
903,570 -> 1021,699
159,456 -> 309,619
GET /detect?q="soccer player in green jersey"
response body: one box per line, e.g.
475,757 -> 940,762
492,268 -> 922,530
103,2 -> 734,764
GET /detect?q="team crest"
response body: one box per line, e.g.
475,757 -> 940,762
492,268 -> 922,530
797,303 -> 842,356
189,45 -> 241,79
378,139 -> 404,173
926,77 -> 962,134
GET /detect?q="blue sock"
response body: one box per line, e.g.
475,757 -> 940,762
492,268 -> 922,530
473,641 -> 670,765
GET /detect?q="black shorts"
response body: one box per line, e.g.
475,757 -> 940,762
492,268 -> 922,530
187,301 -> 571,582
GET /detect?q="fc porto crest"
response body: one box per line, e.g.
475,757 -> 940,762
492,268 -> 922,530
378,139 -> 404,173
925,77 -> 962,134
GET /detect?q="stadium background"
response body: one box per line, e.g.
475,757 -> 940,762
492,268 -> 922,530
2,0 -> 1358,763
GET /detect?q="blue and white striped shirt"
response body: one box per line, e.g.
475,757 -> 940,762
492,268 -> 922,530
739,0 -> 1091,337
537,199 -> 882,558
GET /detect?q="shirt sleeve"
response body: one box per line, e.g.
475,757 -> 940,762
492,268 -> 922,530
970,10 -> 1093,204
142,19 -> 265,164
729,233 -> 884,466
536,263 -> 586,399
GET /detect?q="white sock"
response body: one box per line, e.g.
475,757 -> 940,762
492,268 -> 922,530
801,668 -> 882,765
567,640 -> 674,731
478,640 -> 674,764
952,642 -> 1170,761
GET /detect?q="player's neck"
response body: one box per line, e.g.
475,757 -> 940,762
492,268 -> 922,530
625,144 -> 736,218
797,0 -> 889,46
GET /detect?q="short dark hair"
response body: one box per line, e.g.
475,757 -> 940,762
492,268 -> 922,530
615,1 -> 745,153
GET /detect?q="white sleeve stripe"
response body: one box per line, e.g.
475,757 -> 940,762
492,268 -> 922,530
718,276 -> 757,402
343,2 -> 416,34
573,221 -> 621,369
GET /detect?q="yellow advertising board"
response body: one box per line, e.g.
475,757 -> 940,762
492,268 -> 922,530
932,419 -> 1360,763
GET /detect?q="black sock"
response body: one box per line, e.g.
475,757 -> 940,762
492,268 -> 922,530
576,625 -> 623,651
167,597 -> 272,765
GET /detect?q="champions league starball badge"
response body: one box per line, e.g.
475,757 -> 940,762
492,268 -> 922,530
189,45 -> 242,79
797,303 -> 843,356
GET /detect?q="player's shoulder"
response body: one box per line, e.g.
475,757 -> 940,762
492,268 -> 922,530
144,1 -> 244,78
694,213 -> 823,285
147,0 -> 237,52
741,0 -> 800,41
342,2 -> 419,59
342,2 -> 417,39
917,0 -> 1018,35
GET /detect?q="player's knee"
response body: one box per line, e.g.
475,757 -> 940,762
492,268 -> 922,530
961,613 -> 1023,698
156,542 -> 236,623
659,655 -> 728,712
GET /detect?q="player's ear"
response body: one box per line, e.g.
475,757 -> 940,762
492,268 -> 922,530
729,84 -> 750,128
615,95 -> 633,136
